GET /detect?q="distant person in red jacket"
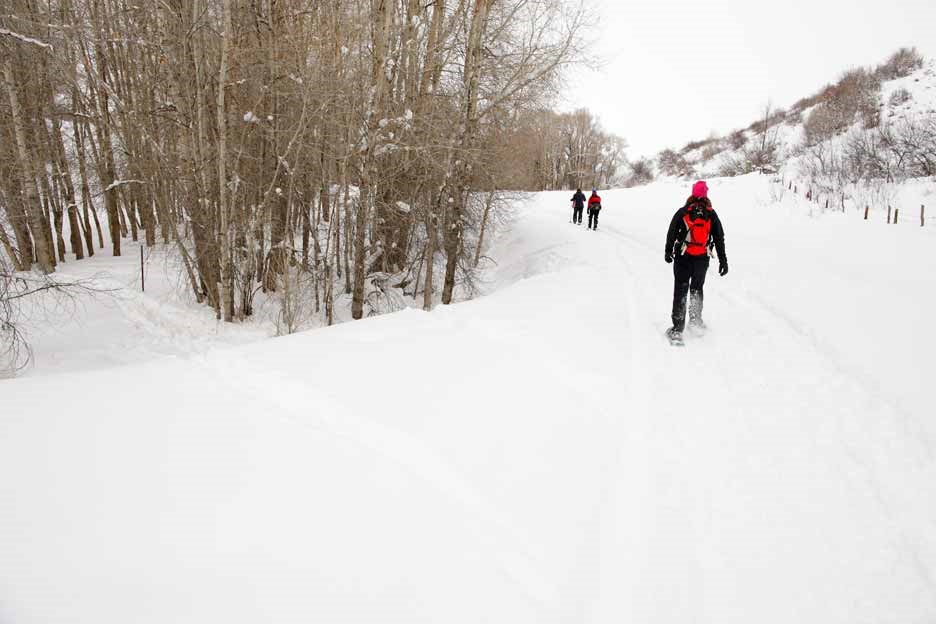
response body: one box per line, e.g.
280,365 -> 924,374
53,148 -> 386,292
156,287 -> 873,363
587,190 -> 602,230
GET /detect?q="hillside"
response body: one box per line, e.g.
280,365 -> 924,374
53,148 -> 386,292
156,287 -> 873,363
3,176 -> 935,623
657,49 -> 936,185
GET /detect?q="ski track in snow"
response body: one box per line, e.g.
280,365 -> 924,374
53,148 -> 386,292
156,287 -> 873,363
2,175 -> 935,623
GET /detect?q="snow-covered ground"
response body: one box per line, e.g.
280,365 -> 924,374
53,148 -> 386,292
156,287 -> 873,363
14,246 -> 271,375
2,174 -> 935,623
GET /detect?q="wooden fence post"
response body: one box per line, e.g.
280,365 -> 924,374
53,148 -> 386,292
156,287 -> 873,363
922,205 -> 926,227
141,246 -> 145,292
894,208 -> 899,224
864,205 -> 869,220
887,205 -> 891,224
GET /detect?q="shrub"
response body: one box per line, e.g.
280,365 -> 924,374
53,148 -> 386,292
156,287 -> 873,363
717,154 -> 749,177
803,68 -> 881,143
785,111 -> 803,126
888,88 -> 912,107
728,129 -> 747,150
876,47 -> 924,81
680,139 -> 712,155
701,142 -> 724,161
624,158 -> 655,187
791,93 -> 822,114
657,149 -> 694,178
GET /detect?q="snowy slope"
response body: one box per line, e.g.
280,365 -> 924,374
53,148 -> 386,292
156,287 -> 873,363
2,175 -> 935,623
682,57 -> 936,179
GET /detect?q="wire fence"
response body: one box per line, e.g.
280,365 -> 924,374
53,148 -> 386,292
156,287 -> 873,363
774,177 -> 929,227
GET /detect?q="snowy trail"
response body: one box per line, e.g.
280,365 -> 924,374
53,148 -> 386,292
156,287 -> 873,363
2,175 -> 935,623
486,181 -> 936,622
602,191 -> 934,622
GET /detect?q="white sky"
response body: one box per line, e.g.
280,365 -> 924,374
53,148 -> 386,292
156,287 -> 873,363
564,0 -> 936,159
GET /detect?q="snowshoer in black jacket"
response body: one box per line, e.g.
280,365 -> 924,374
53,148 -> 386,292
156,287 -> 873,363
664,181 -> 728,343
571,189 -> 586,224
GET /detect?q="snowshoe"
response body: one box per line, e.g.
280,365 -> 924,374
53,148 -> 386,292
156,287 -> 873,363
665,327 -> 685,347
687,319 -> 707,337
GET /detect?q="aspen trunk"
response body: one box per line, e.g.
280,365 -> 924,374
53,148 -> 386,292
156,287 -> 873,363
1,198 -> 33,271
217,0 -> 233,321
35,117 -> 66,264
50,100 -> 85,259
73,112 -> 98,255
352,0 -> 395,320
92,39 -> 122,256
0,223 -> 21,269
351,182 -> 369,319
2,58 -> 55,273
342,175 -> 352,295
474,189 -> 495,266
442,0 -> 493,304
423,213 -> 435,312
30,140 -> 60,267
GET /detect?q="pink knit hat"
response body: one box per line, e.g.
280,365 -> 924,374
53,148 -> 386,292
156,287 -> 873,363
692,180 -> 709,198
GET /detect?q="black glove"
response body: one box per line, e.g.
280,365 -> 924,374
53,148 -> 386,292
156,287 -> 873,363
719,262 -> 728,276
665,252 -> 673,264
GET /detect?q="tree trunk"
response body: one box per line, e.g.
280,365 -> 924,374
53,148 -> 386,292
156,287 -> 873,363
351,181 -> 369,320
442,0 -> 493,304
352,0 -> 395,320
50,99 -> 85,260
72,110 -> 98,256
2,58 -> 55,273
423,213 -> 435,312
474,189 -> 495,266
0,189 -> 33,271
217,0 -> 234,322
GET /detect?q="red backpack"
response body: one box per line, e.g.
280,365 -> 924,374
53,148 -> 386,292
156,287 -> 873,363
683,199 -> 713,256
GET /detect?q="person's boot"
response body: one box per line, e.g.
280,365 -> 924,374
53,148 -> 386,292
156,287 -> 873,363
666,326 -> 684,346
688,291 -> 706,333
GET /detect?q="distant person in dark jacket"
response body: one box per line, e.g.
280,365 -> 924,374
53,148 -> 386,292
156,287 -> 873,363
571,188 -> 586,224
587,190 -> 602,230
664,181 -> 728,343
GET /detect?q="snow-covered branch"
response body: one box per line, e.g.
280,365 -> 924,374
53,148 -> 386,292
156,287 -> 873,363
104,179 -> 147,192
0,28 -> 53,51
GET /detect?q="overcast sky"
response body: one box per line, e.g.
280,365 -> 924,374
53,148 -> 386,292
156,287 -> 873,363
564,0 -> 936,159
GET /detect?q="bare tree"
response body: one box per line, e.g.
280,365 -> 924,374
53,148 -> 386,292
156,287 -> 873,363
0,0 -> 595,334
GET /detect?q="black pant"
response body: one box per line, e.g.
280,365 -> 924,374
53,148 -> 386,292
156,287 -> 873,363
573,205 -> 584,223
588,207 -> 600,229
671,254 -> 709,331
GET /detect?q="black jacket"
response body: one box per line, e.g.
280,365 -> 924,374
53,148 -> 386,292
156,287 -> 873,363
665,197 -> 727,264
571,191 -> 586,208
